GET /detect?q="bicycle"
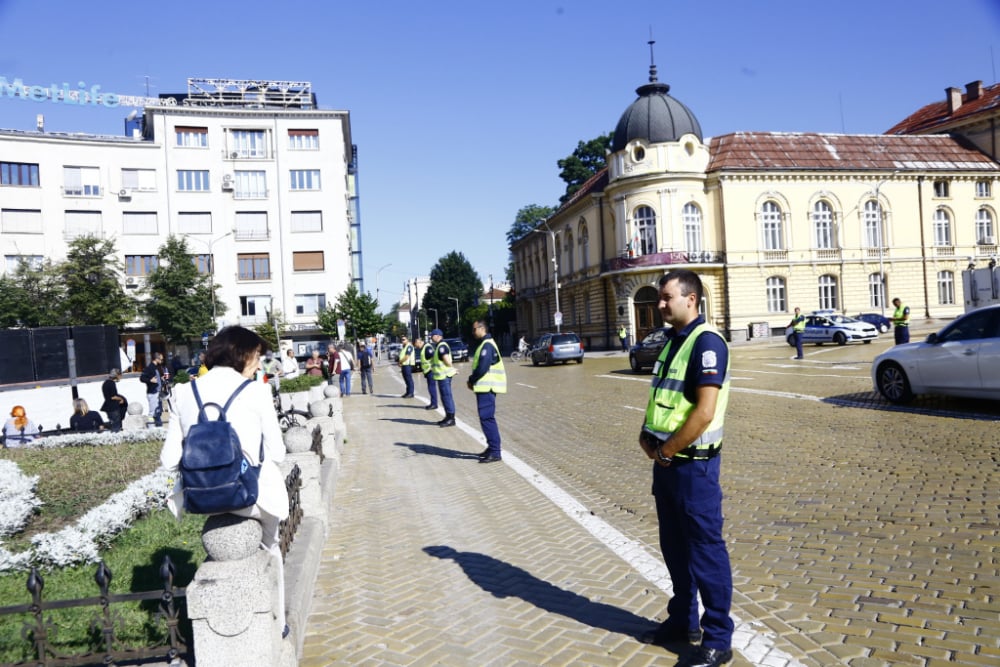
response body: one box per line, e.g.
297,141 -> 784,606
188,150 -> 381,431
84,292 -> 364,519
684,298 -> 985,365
510,349 -> 528,363
272,385 -> 311,431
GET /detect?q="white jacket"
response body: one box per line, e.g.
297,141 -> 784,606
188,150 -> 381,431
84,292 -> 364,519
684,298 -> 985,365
161,366 -> 288,520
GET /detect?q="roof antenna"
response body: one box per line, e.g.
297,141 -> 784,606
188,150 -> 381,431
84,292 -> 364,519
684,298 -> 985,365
647,27 -> 658,83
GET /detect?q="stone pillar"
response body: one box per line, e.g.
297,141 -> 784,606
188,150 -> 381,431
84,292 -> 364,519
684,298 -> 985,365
186,514 -> 286,666
122,401 -> 148,431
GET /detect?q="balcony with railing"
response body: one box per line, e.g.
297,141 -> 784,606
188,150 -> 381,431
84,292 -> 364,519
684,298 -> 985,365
233,228 -> 271,241
602,250 -> 725,272
933,245 -> 955,257
865,247 -> 889,260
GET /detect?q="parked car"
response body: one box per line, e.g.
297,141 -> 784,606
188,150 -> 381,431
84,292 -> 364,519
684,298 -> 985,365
387,343 -> 402,361
530,332 -> 584,365
444,338 -> 469,362
872,304 -> 1000,404
856,312 -> 892,333
629,327 -> 671,373
787,310 -> 878,346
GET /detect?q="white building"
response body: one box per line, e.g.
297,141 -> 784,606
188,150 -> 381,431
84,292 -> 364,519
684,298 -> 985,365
0,78 -> 360,335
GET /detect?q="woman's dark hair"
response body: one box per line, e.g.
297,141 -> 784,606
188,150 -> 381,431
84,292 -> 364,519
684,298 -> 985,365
204,326 -> 268,373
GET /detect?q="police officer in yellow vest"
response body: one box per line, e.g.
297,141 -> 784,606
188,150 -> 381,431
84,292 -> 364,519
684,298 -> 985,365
398,335 -> 415,398
891,297 -> 910,345
466,319 -> 506,463
788,306 -> 806,360
430,329 -> 457,427
414,337 -> 438,411
637,269 -> 734,667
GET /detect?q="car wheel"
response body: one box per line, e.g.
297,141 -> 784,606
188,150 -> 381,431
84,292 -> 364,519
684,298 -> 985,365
834,332 -> 847,346
630,354 -> 641,373
876,361 -> 914,404
863,339 -> 872,344
881,324 -> 890,333
575,358 -> 583,364
532,356 -> 539,367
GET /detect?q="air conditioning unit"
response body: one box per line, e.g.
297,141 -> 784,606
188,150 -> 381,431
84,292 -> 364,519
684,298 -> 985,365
221,174 -> 234,191
118,188 -> 132,199
125,277 -> 137,287
230,151 -> 240,159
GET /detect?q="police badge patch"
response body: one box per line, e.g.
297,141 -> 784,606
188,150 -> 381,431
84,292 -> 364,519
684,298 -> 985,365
701,349 -> 719,375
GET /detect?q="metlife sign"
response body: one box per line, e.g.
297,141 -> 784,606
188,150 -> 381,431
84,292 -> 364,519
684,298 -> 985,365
0,76 -> 172,109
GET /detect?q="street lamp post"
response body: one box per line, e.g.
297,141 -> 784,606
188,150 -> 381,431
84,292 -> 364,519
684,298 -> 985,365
375,263 -> 392,312
185,231 -> 232,328
869,177 -> 895,317
449,297 -> 460,333
427,308 -> 438,332
532,224 -> 560,332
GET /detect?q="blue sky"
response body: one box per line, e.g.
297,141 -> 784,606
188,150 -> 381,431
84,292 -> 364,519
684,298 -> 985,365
2,0 -> 999,311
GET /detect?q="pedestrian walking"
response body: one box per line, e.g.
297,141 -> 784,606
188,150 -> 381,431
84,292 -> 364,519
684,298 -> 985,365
788,306 -> 806,359
338,344 -> 354,396
140,352 -> 165,426
637,269 -> 734,667
356,343 -> 374,394
467,319 -> 506,463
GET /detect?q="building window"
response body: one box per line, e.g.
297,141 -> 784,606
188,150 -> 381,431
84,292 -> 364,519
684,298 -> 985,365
682,203 -> 703,253
192,254 -> 213,275
237,253 -> 270,280
863,200 -> 884,248
122,212 -> 158,235
294,293 -> 326,316
933,180 -> 950,198
292,251 -> 324,271
976,209 -> 995,244
1,209 -> 42,234
933,209 -> 952,246
869,273 -> 886,309
761,201 -> 784,250
290,169 -> 321,190
288,129 -> 319,150
64,211 -> 102,238
5,255 -> 43,273
234,212 -> 268,240
125,255 -> 158,277
765,276 -> 786,313
177,170 -> 210,192
632,205 -> 657,256
976,180 -> 992,198
63,166 -> 101,196
229,129 -> 268,158
290,210 -> 322,233
234,170 -> 267,199
812,201 -> 834,248
240,295 -> 269,319
178,212 -> 213,235
121,168 -> 156,192
818,275 -> 838,310
937,271 -> 955,305
175,126 -> 208,148
1,161 -> 40,187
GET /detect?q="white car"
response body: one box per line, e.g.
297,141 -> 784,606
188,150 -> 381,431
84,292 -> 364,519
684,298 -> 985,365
787,310 -> 878,346
872,304 -> 1000,403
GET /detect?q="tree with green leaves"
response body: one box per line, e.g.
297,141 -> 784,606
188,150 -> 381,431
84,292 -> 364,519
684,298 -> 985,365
557,132 -> 612,204
254,309 -> 286,352
144,235 -> 222,344
423,251 -> 481,338
505,204 -> 556,282
317,283 -> 381,341
60,236 -> 137,326
0,259 -> 66,328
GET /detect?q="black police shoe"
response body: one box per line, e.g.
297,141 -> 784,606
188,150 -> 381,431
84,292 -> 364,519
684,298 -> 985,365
677,646 -> 733,667
639,622 -> 702,647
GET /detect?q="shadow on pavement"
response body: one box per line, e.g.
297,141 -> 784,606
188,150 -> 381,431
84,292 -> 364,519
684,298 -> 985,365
395,442 -> 479,460
824,392 -> 1000,420
423,545 -> 667,646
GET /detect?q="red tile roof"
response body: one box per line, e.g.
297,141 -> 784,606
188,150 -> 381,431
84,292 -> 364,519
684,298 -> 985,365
886,82 -> 1000,135
707,132 -> 999,172
552,167 -> 609,215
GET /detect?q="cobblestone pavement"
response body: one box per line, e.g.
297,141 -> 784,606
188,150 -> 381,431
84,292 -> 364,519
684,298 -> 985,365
303,327 -> 999,666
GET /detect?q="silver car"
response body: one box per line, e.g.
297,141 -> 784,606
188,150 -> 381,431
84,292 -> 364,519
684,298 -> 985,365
530,332 -> 584,366
872,304 -> 1000,403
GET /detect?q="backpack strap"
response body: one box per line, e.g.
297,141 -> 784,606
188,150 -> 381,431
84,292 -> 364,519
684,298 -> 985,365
189,379 -> 263,461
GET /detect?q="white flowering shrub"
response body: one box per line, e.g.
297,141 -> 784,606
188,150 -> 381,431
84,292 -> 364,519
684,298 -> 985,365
0,459 -> 42,537
0,431 -> 172,573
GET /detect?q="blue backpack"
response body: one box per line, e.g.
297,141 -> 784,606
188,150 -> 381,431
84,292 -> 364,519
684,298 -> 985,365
180,379 -> 263,514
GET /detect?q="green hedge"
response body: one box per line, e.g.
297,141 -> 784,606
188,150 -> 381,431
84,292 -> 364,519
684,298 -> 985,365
278,374 -> 326,393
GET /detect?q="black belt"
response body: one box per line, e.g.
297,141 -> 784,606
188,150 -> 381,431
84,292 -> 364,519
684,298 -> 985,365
673,446 -> 722,463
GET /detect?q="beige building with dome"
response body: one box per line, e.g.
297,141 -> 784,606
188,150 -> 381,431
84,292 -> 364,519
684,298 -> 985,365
510,69 -> 1000,348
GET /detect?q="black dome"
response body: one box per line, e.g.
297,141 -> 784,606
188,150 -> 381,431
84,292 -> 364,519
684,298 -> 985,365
612,78 -> 702,152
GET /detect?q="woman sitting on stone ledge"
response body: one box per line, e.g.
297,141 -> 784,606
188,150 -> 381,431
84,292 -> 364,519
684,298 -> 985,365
159,325 -> 289,637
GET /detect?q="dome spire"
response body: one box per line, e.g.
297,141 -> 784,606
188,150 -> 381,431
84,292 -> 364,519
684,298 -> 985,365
648,28 -> 658,83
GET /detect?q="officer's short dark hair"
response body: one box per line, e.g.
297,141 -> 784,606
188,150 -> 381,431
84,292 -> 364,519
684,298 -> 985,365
659,269 -> 703,303
205,326 -> 267,373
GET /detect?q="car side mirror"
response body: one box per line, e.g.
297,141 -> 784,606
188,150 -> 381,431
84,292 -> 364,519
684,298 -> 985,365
926,333 -> 938,344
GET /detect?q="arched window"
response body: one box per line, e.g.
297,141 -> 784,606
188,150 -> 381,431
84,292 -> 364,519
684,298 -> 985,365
937,271 -> 955,305
863,200 -> 884,248
868,273 -> 886,309
976,208 -> 995,244
933,209 -> 952,246
818,275 -> 838,310
579,223 -> 589,269
765,276 -> 786,313
632,205 -> 657,256
682,203 -> 703,253
761,201 -> 783,250
812,201 -> 834,249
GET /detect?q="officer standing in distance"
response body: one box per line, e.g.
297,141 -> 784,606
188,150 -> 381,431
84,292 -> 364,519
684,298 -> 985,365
398,335 -> 415,398
637,269 -> 734,667
429,329 -> 456,427
466,319 -> 506,463
788,306 -> 806,359
891,297 -> 910,344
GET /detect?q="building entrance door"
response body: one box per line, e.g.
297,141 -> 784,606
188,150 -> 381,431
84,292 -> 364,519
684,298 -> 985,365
633,286 -> 662,342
